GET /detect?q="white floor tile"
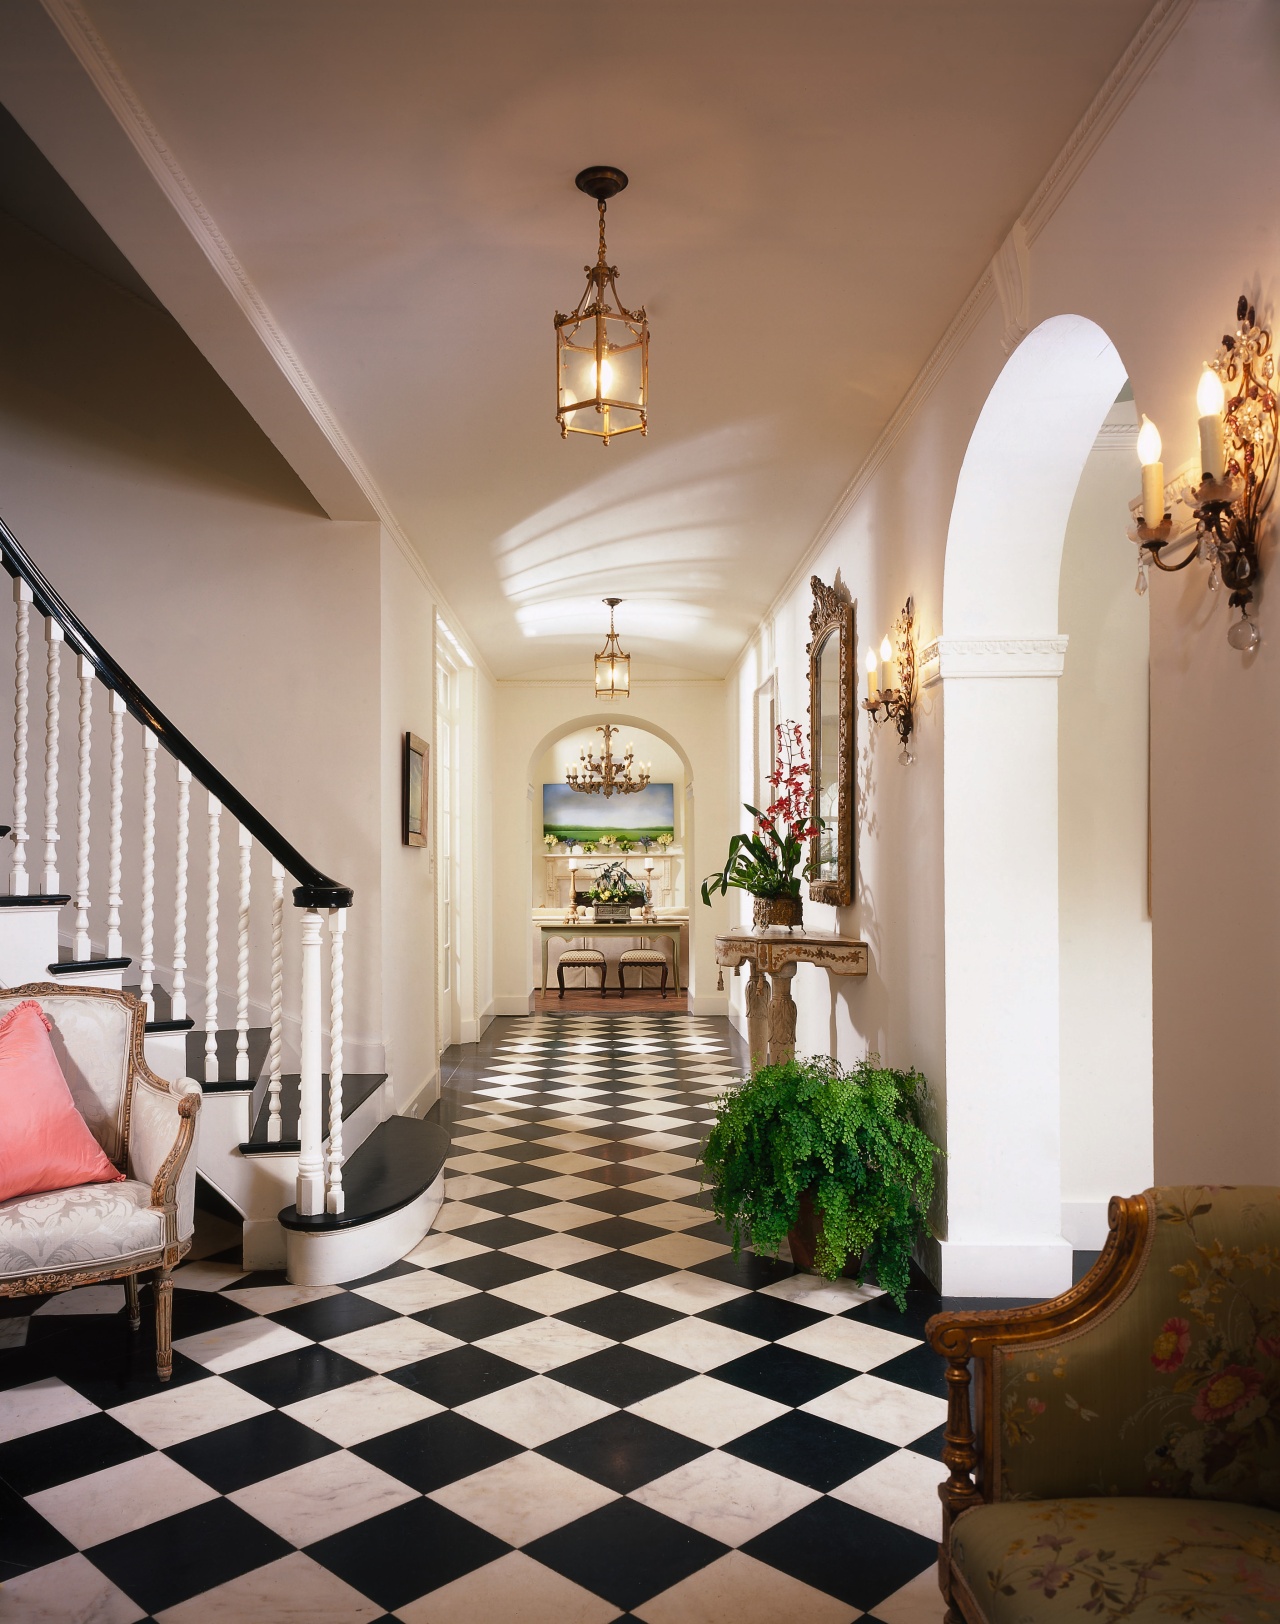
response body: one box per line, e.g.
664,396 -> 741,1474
155,1551 -> 384,1624
0,1377 -> 98,1442
626,1174 -> 703,1199
283,1373 -> 443,1444
831,1447 -> 947,1540
445,1151 -> 511,1174
631,1451 -> 819,1547
526,1151 -> 601,1175
634,1551 -> 854,1624
626,1152 -> 699,1173
866,1565 -> 946,1624
403,1232 -> 490,1267
396,1550 -> 618,1624
519,1173 -> 604,1201
443,1173 -> 509,1200
534,1133 -> 607,1151
500,1232 -> 610,1269
474,1316 -> 613,1372
172,1318 -> 312,1373
29,1452 -> 217,1548
518,1201 -> 610,1232
32,1284 -> 128,1316
626,1318 -> 765,1372
0,1317 -> 27,1349
489,1271 -> 614,1315
323,1317 -> 463,1372
429,1452 -> 617,1546
630,1201 -> 710,1231
431,1202 -> 507,1232
777,1317 -> 919,1371
109,1374 -> 271,1447
221,1283 -> 343,1314
0,1553 -> 145,1624
454,1374 -> 616,1448
230,1450 -> 418,1545
450,1131 -> 522,1150
353,1272 -> 476,1314
625,1132 -> 702,1151
625,1233 -> 728,1267
759,1274 -> 883,1314
802,1373 -> 948,1445
626,1375 -> 790,1447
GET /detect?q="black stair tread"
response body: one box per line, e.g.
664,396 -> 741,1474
49,956 -> 133,974
185,1025 -> 271,1084
121,983 -> 198,1035
278,1118 -> 449,1232
240,1071 -> 386,1153
146,1017 -> 196,1033
0,894 -> 70,907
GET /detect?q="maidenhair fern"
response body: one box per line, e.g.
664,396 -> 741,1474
702,1055 -> 937,1310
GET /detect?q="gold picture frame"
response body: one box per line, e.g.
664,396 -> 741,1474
403,731 -> 429,848
807,575 -> 854,906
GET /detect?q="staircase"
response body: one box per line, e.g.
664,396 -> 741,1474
0,517 -> 448,1282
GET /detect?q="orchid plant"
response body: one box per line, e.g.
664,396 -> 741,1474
701,720 -> 820,904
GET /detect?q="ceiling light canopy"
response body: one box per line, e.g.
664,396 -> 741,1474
555,167 -> 648,446
594,596 -> 631,699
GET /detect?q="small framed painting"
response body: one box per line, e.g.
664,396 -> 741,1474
403,732 -> 429,847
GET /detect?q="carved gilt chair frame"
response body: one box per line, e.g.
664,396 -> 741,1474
807,575 -> 855,907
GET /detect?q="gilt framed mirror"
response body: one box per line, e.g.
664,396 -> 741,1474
807,575 -> 854,906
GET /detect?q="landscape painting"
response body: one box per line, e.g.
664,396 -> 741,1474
543,782 -> 675,844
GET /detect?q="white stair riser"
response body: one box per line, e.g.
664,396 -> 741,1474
0,906 -> 60,987
284,1173 -> 444,1286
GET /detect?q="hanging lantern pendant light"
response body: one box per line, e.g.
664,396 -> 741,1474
555,167 -> 649,445
594,597 -> 631,699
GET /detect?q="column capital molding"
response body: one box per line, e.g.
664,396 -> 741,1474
920,635 -> 1069,686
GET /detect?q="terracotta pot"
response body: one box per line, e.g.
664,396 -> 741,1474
787,1188 -> 861,1277
753,893 -> 803,930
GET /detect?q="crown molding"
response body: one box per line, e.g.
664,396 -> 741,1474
920,636 -> 1069,686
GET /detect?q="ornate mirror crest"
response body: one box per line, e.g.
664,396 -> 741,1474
806,575 -> 854,907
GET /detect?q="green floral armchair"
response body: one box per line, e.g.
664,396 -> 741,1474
926,1187 -> 1280,1623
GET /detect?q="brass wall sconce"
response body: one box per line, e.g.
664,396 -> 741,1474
862,598 -> 917,764
1130,295 -> 1277,650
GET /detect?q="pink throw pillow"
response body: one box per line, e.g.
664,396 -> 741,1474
0,999 -> 124,1202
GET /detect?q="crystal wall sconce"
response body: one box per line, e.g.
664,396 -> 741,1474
862,598 -> 917,764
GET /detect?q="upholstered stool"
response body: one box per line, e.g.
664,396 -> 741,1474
557,948 -> 608,999
618,949 -> 669,998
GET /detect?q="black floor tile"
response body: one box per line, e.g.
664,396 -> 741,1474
480,1162 -> 567,1188
166,1409 -> 338,1492
391,1345 -> 530,1407
582,1161 -> 665,1187
843,1287 -> 942,1341
344,1258 -> 425,1288
538,1410 -> 708,1491
448,1216 -> 552,1250
88,1497 -> 292,1615
354,1411 -> 523,1492
873,1341 -> 948,1398
690,1250 -> 798,1291
269,1291 -> 399,1341
713,1344 -> 853,1406
697,1292 -> 826,1342
743,1496 -> 937,1611
466,1187 -> 558,1216
526,1497 -> 727,1611
432,1251 -> 547,1291
908,1419 -> 949,1461
590,1143 -> 657,1163
573,1188 -> 666,1216
572,1216 -> 671,1250
0,1479 -> 75,1579
0,1410 -> 151,1495
555,1292 -> 683,1343
167,1292 -> 259,1337
308,1497 -> 509,1611
562,1251 -> 676,1292
553,1344 -> 692,1406
725,1409 -> 896,1491
226,1344 -> 370,1406
482,1140 -> 568,1162
416,1293 -> 541,1342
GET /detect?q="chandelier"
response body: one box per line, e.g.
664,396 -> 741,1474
593,596 -> 631,699
566,724 -> 651,798
554,167 -> 648,445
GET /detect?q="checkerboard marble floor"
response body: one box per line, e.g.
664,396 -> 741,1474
0,1015 -> 954,1623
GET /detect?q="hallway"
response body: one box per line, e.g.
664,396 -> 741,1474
3,1015 -> 952,1622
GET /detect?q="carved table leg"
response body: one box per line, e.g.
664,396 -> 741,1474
745,963 -> 769,1071
767,962 -> 798,1066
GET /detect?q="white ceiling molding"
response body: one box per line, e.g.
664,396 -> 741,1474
919,636 -> 1069,687
1094,420 -> 1141,449
992,221 -> 1030,356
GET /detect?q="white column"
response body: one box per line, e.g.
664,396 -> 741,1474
73,655 -> 93,960
140,730 -> 157,1016
172,764 -> 190,1022
204,794 -> 221,1084
106,692 -> 126,959
11,579 -> 32,896
296,907 -> 325,1214
235,823 -> 251,1082
42,619 -> 63,895
267,859 -> 285,1143
326,909 -> 346,1215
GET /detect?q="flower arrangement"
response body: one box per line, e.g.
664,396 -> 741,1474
588,859 -> 647,906
701,720 -> 819,904
656,833 -> 674,849
598,834 -> 618,849
543,834 -> 558,850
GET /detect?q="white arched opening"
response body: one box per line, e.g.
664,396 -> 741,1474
937,314 -> 1145,1296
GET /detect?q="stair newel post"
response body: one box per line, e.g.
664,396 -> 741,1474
325,908 -> 346,1215
106,691 -> 125,959
73,654 -> 93,960
296,906 -> 325,1215
267,859 -> 284,1143
11,578 -> 31,896
235,823 -> 251,1082
140,730 -> 157,1017
204,794 -> 221,1085
172,763 -> 190,1022
42,618 -> 63,895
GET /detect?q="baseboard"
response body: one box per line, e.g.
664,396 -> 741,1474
494,993 -> 534,1016
690,992 -> 729,1017
935,1237 -> 1073,1299
1061,1200 -> 1111,1250
402,1069 -> 440,1120
478,1003 -> 494,1038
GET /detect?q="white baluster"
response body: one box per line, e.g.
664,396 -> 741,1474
267,859 -> 284,1143
326,909 -> 346,1215
73,655 -> 93,960
11,579 -> 32,896
205,794 -> 220,1084
297,907 -> 325,1214
140,730 -> 157,1017
172,764 -> 190,1022
235,823 -> 251,1082
42,619 -> 63,894
106,692 -> 125,959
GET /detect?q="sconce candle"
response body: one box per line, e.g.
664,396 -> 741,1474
878,634 -> 893,694
865,646 -> 878,701
1137,415 -> 1165,526
1196,367 -> 1226,480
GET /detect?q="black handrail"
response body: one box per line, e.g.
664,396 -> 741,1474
0,517 -> 352,909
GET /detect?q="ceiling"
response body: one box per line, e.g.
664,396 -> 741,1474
4,1 -> 1153,678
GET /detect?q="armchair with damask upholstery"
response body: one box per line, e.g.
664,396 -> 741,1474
927,1186 -> 1280,1623
0,983 -> 201,1379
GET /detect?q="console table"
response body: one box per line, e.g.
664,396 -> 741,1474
714,928 -> 869,1068
538,917 -> 685,994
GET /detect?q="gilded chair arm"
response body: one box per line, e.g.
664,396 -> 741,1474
128,1074 -> 202,1247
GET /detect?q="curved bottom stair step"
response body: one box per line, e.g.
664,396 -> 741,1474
277,1117 -> 450,1286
